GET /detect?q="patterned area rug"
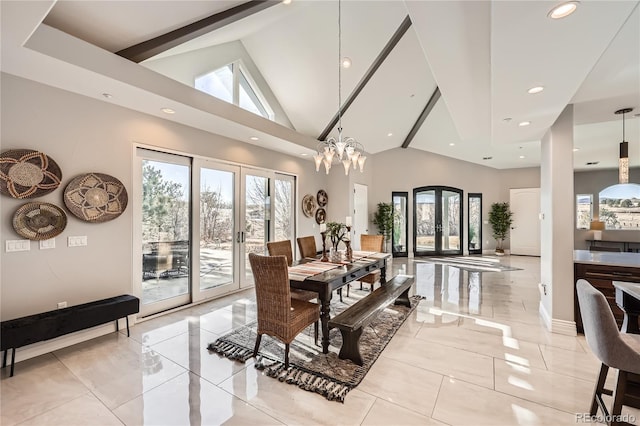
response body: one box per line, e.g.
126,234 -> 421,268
207,292 -> 421,403
415,256 -> 523,272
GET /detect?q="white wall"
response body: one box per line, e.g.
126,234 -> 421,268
0,73 -> 326,321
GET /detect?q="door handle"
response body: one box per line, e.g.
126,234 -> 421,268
237,232 -> 241,243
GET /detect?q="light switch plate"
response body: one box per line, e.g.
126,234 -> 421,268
68,236 -> 88,247
6,239 -> 30,252
40,238 -> 55,250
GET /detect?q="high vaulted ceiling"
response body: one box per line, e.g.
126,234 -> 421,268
2,1 -> 640,171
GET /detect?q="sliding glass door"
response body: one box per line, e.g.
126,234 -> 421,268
135,149 -> 295,316
414,186 -> 463,256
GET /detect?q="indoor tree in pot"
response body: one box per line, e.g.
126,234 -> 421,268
488,202 -> 513,256
373,202 -> 394,252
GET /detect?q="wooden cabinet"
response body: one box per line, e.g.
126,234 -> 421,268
574,262 -> 640,333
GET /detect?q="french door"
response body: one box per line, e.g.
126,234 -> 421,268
413,186 -> 463,256
135,149 -> 295,316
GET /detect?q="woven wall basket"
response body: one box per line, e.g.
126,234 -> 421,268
0,149 -> 62,199
63,173 -> 128,223
13,202 -> 67,240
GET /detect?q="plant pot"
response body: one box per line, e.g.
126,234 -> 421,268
495,248 -> 505,256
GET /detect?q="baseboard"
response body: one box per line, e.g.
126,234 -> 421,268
538,301 -> 552,331
10,316 -> 134,364
551,318 -> 577,336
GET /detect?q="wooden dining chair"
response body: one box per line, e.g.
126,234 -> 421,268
249,253 -> 319,368
358,234 -> 384,291
296,236 -> 318,259
576,279 -> 640,424
267,240 -> 317,301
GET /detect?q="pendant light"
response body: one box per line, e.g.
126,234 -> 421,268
616,108 -> 633,184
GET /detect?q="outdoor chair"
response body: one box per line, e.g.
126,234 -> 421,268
267,240 -> 317,301
249,253 -> 319,368
576,279 -> 640,425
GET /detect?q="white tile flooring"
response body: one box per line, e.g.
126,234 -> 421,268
2,256 -> 639,425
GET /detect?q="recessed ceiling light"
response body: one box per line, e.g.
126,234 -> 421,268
387,132 -> 393,137
527,86 -> 544,94
300,153 -> 308,156
449,143 -> 455,146
482,156 -> 493,160
518,121 -> 531,127
342,57 -> 352,68
548,1 -> 579,19
282,0 -> 292,4
250,136 -> 259,141
161,108 -> 175,114
519,155 -> 525,159
102,93 -> 113,99
573,147 -> 580,152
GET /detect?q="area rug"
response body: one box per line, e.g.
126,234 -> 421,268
414,256 -> 523,272
207,292 -> 422,403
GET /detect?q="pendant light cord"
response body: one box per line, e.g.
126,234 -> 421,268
623,110 -> 626,142
337,0 -> 342,135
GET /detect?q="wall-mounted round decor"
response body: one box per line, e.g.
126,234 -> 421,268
317,189 -> 328,207
13,202 -> 67,240
315,208 -> 326,224
0,149 -> 62,199
302,194 -> 316,218
64,173 -> 128,223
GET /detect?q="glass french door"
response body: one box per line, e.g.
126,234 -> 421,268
468,193 -> 482,255
392,192 -> 408,257
135,149 -> 295,316
414,186 -> 463,256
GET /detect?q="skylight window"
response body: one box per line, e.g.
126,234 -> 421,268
195,62 -> 273,120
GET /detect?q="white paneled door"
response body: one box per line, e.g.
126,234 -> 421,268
509,188 -> 541,256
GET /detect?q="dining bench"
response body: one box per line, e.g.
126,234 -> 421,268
328,274 -> 414,366
1,294 -> 139,377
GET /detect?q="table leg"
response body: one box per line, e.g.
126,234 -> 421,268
320,288 -> 332,354
380,261 -> 387,284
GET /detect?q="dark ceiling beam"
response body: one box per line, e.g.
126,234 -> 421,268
318,15 -> 413,141
402,86 -> 441,149
116,0 -> 280,63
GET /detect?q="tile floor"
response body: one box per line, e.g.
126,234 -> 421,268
2,256 -> 639,425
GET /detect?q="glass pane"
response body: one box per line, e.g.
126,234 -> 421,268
416,190 -> 435,252
576,194 -> 592,230
200,168 -> 235,291
239,70 -> 269,118
469,196 -> 481,251
141,160 -> 190,305
392,194 -> 407,253
441,190 -> 461,251
274,178 -> 293,241
195,64 -> 233,103
245,175 -> 269,283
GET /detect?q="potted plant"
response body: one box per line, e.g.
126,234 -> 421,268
373,202 -> 393,252
326,221 -> 346,251
488,202 -> 513,255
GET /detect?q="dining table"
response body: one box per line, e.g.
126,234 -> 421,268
288,251 -> 390,354
613,281 -> 640,334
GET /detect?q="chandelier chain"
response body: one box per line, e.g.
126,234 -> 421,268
338,0 -> 342,133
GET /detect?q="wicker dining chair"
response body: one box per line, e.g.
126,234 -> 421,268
359,234 -> 384,291
266,240 -> 317,301
296,236 -> 318,259
249,253 -> 319,368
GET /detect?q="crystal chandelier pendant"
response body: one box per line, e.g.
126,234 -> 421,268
342,158 -> 351,175
358,155 -> 366,173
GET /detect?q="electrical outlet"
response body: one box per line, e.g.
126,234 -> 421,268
57,301 -> 67,309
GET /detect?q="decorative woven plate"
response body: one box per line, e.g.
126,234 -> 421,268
0,149 -> 62,199
64,173 -> 128,223
315,208 -> 326,224
317,189 -> 328,207
13,202 -> 67,240
302,194 -> 316,218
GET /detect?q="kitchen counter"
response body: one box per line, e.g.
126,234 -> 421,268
574,249 -> 640,268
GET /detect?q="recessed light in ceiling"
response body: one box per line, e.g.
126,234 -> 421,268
519,155 -> 525,159
342,57 -> 352,68
387,132 -> 393,137
527,86 -> 544,94
518,121 -> 531,127
300,153 -> 308,156
482,156 -> 493,160
102,93 -> 113,99
161,108 -> 175,114
250,136 -> 259,141
573,147 -> 580,152
586,161 -> 599,166
548,1 -> 579,19
449,143 -> 455,146
282,0 -> 292,4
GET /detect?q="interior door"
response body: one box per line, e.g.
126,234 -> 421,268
353,184 -> 368,250
414,186 -> 463,256
510,188 -> 541,256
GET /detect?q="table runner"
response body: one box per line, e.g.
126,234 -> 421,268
288,260 -> 341,281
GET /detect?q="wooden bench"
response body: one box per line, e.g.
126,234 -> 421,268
1,294 -> 139,377
329,275 -> 414,366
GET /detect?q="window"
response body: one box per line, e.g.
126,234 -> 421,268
576,194 -> 592,229
195,62 -> 273,119
599,185 -> 640,230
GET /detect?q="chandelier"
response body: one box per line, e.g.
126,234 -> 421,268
314,0 -> 366,176
616,107 -> 633,184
